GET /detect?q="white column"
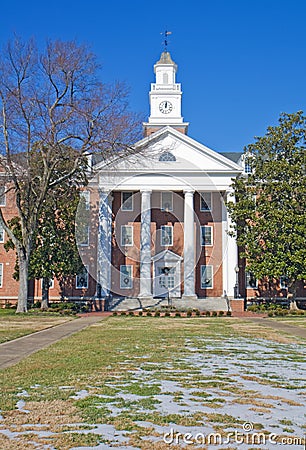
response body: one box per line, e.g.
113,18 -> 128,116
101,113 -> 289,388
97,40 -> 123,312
139,190 -> 153,299
222,190 -> 238,298
182,189 -> 197,300
97,189 -> 112,297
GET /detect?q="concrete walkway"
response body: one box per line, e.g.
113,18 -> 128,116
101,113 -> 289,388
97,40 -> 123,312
248,317 -> 306,339
0,315 -> 105,370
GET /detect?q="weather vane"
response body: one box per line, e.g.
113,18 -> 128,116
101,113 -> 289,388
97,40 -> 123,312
161,30 -> 172,51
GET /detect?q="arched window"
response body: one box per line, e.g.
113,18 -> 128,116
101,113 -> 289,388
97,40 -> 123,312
159,151 -> 176,162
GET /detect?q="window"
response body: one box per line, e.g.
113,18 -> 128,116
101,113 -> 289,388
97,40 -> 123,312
159,151 -> 176,162
200,192 -> 212,211
0,225 -> 4,243
0,263 -> 3,287
77,224 -> 89,246
120,265 -> 133,289
161,192 -> 173,211
121,225 -> 133,246
0,186 -> 6,207
41,278 -> 54,289
280,276 -> 288,289
121,192 -> 133,211
76,267 -> 89,289
246,272 -> 257,289
244,161 -> 252,174
201,226 -> 213,246
80,191 -> 90,210
201,265 -> 213,289
161,225 -> 173,246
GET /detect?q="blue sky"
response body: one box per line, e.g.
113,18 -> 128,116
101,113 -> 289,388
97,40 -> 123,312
1,0 -> 306,152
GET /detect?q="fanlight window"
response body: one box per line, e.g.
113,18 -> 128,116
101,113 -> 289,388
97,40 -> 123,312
159,151 -> 176,162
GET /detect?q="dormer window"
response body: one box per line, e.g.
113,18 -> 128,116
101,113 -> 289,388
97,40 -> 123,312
159,151 -> 176,162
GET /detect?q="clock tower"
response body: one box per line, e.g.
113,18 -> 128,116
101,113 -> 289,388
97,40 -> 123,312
143,51 -> 189,136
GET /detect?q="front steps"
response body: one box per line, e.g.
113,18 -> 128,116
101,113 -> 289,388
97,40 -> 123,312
106,297 -> 230,312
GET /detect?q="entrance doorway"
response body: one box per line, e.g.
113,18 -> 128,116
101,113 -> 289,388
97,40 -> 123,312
152,250 -> 182,298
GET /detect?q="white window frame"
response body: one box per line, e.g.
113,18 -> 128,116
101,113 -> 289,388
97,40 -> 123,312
121,192 -> 134,211
120,265 -> 133,289
161,225 -> 173,246
200,192 -> 212,212
121,225 -> 133,246
161,191 -> 173,211
0,224 -> 4,243
201,265 -> 213,289
246,271 -> 258,289
80,191 -> 90,210
40,278 -> 54,289
200,225 -> 213,246
77,224 -> 90,246
280,276 -> 288,289
76,266 -> 89,289
0,186 -> 6,207
0,263 -> 3,288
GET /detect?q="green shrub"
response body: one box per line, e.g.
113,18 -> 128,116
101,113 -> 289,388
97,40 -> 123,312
205,311 -> 211,317
267,311 -> 274,317
212,311 -> 217,317
112,311 -> 118,316
138,311 -> 143,316
154,311 -> 160,317
146,311 -> 152,317
164,311 -> 170,317
226,311 -> 232,316
186,310 -> 193,317
218,311 -> 224,316
128,311 -> 134,316
174,312 -> 181,318
120,311 -> 126,316
194,309 -> 200,316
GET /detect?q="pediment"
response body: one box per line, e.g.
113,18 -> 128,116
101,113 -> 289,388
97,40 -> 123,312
93,126 -> 242,174
152,249 -> 183,262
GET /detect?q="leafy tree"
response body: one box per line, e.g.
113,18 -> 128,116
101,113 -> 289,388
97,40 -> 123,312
0,37 -> 142,312
227,111 -> 306,296
5,149 -> 87,310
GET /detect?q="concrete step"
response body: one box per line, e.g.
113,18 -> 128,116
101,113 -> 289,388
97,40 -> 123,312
106,297 -> 230,312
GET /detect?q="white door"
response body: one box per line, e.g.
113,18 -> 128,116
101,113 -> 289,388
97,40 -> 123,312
154,262 -> 181,298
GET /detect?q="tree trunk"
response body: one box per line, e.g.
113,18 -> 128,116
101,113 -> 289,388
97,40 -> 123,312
16,249 -> 29,313
41,277 -> 50,310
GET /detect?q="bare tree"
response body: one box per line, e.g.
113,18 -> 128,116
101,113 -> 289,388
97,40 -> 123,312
0,37 -> 142,312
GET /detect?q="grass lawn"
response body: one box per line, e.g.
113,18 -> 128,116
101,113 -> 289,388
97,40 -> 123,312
0,309 -> 75,344
0,316 -> 305,449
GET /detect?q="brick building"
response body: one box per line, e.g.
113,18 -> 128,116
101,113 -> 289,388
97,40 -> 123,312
1,50 -> 305,306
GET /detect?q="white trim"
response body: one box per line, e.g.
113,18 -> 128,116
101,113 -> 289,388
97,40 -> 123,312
246,271 -> 258,289
121,191 -> 134,211
161,191 -> 173,211
0,225 -> 4,243
121,225 -> 133,246
0,186 -> 6,207
80,191 -> 90,210
200,192 -> 212,212
161,225 -> 173,246
200,225 -> 213,246
120,265 -> 133,289
76,266 -> 89,289
0,263 -> 3,288
201,265 -> 213,289
40,278 -> 54,289
78,225 -> 90,247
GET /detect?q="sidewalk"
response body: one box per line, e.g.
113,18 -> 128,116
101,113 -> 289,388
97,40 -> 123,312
0,314 -> 108,370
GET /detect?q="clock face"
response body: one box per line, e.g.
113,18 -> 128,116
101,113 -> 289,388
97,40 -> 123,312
159,101 -> 173,114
